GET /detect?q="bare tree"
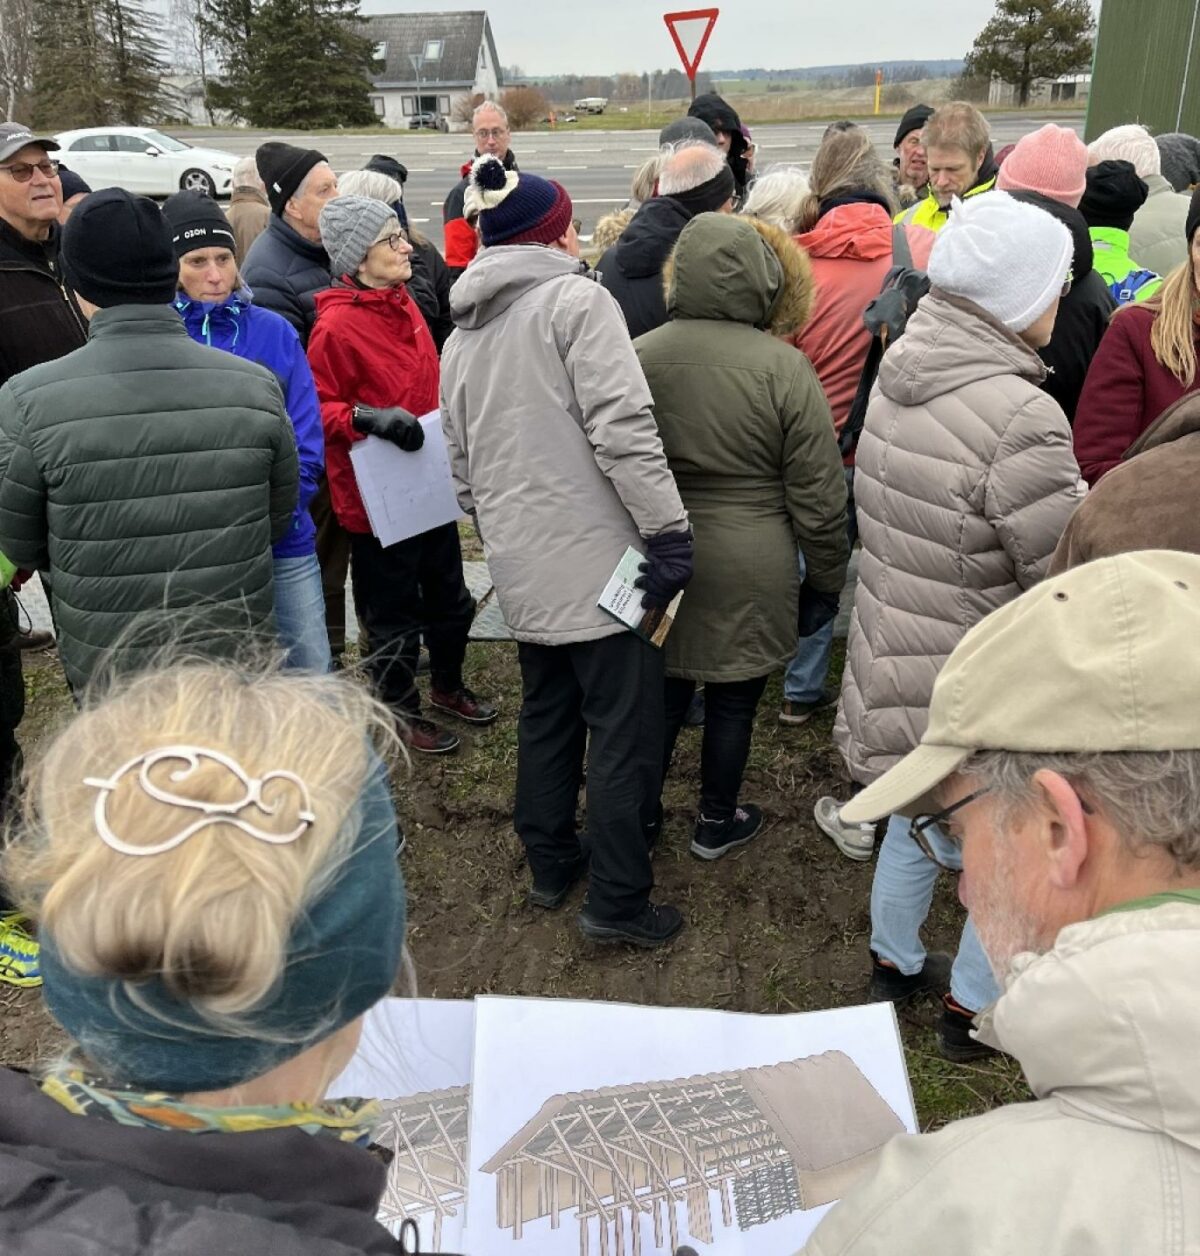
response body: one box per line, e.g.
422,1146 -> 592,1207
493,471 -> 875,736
168,0 -> 214,123
0,0 -> 35,121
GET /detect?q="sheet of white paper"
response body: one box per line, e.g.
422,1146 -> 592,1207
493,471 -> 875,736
349,411 -> 462,548
466,996 -> 915,1256
328,998 -> 475,1252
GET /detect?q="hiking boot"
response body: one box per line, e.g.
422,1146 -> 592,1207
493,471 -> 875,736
813,795 -> 878,861
939,992 -> 999,1063
17,627 -> 53,652
691,804 -> 764,861
429,686 -> 498,726
399,716 -> 460,755
529,851 -> 589,910
778,689 -> 835,726
684,690 -> 706,727
0,913 -> 41,988
868,950 -> 952,1003
578,901 -> 684,948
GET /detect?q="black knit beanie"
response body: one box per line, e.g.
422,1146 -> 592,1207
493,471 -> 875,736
1079,160 -> 1149,232
666,162 -> 737,217
61,187 -> 178,308
1188,186 -> 1200,247
365,154 -> 408,186
256,141 -> 326,216
161,189 -> 238,258
894,103 -> 934,149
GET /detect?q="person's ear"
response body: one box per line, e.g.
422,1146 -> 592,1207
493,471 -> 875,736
1031,769 -> 1091,891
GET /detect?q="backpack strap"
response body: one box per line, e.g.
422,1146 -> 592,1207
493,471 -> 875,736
891,224 -> 913,272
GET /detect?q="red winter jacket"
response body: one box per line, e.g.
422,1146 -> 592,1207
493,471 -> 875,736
307,280 -> 440,533
789,204 -> 934,446
1073,303 -> 1200,485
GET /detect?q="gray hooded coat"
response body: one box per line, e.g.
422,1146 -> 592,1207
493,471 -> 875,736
835,291 -> 1085,786
440,246 -> 687,645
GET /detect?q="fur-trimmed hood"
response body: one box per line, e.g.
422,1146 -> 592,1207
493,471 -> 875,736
662,213 -> 814,335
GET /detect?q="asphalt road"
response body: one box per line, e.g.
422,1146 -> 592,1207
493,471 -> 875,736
179,112 -> 1084,249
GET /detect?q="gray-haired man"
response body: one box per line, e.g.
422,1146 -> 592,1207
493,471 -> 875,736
802,549 -> 1200,1255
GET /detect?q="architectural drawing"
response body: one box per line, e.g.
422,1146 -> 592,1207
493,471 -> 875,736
480,1051 -> 904,1254
371,1085 -> 470,1248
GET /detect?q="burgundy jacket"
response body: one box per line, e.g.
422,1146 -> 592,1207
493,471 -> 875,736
1072,304 -> 1200,484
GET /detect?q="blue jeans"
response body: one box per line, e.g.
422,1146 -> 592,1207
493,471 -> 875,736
869,812 -> 999,1013
274,552 -> 333,673
784,465 -> 858,705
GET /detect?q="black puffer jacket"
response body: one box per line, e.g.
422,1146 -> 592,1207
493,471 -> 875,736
1010,190 -> 1116,423
0,218 -> 86,388
0,305 -> 298,691
0,1068 -> 401,1254
687,92 -> 750,195
242,214 -> 331,346
598,196 -> 693,337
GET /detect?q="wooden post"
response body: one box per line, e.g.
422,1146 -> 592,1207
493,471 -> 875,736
720,1177 -> 733,1228
551,1168 -> 561,1230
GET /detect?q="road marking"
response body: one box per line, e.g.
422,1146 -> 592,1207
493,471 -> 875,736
543,164 -> 589,169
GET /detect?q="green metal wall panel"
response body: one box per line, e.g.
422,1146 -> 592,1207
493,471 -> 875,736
1087,0 -> 1200,139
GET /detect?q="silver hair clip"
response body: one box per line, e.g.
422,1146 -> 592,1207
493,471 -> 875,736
83,745 -> 316,857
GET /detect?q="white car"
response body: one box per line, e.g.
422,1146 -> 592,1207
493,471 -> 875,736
53,127 -> 237,199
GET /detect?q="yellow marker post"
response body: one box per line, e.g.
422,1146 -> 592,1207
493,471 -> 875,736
874,69 -> 883,115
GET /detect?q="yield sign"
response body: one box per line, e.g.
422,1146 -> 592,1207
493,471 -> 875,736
663,8 -> 719,81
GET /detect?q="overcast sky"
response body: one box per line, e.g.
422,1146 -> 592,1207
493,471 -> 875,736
355,0 -> 1050,76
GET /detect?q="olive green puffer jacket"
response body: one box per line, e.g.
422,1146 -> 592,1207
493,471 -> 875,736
0,305 -> 298,690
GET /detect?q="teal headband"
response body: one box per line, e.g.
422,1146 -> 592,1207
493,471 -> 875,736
39,754 -> 405,1093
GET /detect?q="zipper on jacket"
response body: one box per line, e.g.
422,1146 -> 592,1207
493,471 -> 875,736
58,279 -> 86,336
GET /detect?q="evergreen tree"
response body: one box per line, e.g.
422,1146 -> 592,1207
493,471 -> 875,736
964,0 -> 1094,107
198,0 -> 254,117
99,0 -> 172,124
227,0 -> 371,127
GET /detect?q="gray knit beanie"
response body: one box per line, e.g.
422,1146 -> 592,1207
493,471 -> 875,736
319,195 -> 398,278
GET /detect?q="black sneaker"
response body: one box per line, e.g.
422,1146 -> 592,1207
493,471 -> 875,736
939,993 -> 999,1063
690,804 -> 764,861
867,950 -> 952,1003
577,902 -> 684,948
529,852 -> 589,910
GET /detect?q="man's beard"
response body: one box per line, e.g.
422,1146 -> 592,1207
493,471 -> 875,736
970,843 -> 1050,984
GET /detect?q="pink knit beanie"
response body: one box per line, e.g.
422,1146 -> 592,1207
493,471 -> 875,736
996,123 -> 1089,208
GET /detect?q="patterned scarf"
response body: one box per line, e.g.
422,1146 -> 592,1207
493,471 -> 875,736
40,1067 -> 380,1144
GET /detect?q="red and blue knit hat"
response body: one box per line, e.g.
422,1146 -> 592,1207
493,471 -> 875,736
469,154 -> 573,247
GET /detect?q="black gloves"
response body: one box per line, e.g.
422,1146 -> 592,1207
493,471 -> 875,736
635,528 -> 695,610
352,404 -> 425,452
798,582 -> 840,638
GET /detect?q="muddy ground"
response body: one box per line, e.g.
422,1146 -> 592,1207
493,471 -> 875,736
1,636 -> 1028,1131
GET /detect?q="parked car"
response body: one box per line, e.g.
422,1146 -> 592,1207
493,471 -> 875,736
53,127 -> 237,198
408,112 -> 444,131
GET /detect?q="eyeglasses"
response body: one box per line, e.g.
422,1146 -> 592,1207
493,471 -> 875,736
381,230 -> 409,250
1061,269 -> 1075,296
474,127 -> 508,141
0,159 -> 59,182
908,787 -> 991,872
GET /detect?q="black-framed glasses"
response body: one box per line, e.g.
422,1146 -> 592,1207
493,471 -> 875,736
0,159 -> 59,182
1061,269 -> 1075,296
382,229 -> 409,250
908,786 -> 991,872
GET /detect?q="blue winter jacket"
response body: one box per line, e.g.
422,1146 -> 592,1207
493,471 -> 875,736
174,290 -> 322,559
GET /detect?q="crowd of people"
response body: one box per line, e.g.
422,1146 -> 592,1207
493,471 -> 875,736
0,94 -> 1195,1250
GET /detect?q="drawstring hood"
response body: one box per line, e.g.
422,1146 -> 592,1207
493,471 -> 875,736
174,286 -> 253,352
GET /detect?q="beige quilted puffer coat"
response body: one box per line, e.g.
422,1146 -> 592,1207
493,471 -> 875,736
834,291 -> 1086,786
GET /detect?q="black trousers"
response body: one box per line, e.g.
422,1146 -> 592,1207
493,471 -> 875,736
349,524 -> 476,715
663,673 -> 770,821
514,633 -> 664,922
312,476 -> 351,658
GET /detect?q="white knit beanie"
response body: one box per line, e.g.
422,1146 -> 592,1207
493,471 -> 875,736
926,191 -> 1074,333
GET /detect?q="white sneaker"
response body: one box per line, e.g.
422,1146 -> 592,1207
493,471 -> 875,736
813,796 -> 877,862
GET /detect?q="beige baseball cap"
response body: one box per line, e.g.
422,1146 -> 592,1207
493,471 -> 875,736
840,550 -> 1200,824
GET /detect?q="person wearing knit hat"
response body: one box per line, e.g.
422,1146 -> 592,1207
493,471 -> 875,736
364,153 -> 408,186
817,185 -> 1084,1055
896,101 -> 998,233
0,660 -> 408,1248
892,102 -> 933,208
163,188 -> 330,675
598,141 -> 736,338
1155,131 -> 1200,193
658,116 -> 718,148
1079,160 -> 1161,305
308,195 -> 495,756
441,147 -> 693,948
56,166 -> 91,224
0,185 -> 299,692
996,123 -> 1089,209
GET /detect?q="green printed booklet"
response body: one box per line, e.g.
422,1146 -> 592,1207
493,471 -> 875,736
597,545 -> 683,648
